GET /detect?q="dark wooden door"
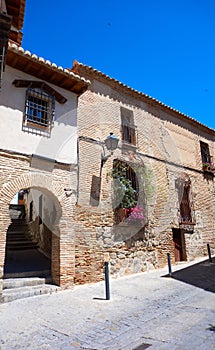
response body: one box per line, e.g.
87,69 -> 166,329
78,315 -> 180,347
173,229 -> 186,262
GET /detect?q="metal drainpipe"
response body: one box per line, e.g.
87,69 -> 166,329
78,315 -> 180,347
76,135 -> 80,204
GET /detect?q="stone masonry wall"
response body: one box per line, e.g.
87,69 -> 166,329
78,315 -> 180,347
75,69 -> 215,281
0,150 -> 77,293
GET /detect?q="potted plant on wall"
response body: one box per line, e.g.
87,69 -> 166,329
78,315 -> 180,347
127,205 -> 144,226
111,161 -> 144,224
202,162 -> 214,172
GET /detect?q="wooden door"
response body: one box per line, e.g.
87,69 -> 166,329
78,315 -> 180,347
173,229 -> 186,262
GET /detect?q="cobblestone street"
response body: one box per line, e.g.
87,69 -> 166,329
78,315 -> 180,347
0,257 -> 214,350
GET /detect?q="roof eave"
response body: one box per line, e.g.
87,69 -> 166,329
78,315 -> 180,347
73,61 -> 215,136
6,44 -> 90,95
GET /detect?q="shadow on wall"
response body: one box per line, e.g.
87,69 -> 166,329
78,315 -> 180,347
163,258 -> 215,293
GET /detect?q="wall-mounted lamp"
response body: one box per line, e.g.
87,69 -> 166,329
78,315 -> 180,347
64,188 -> 76,197
101,132 -> 119,167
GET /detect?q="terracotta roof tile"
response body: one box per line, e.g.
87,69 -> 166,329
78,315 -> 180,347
74,61 -> 215,134
8,43 -> 91,85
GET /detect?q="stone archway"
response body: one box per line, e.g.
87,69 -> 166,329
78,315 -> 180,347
0,172 -> 75,294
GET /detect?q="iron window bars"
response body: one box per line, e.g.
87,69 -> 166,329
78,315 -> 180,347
25,88 -> 55,128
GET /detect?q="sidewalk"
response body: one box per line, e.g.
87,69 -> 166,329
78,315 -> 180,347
0,256 -> 214,350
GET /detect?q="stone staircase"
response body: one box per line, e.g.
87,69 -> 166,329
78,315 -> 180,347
1,204 -> 60,303
6,218 -> 39,251
1,277 -> 60,303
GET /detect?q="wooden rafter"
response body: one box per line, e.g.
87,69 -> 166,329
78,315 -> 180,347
12,79 -> 68,104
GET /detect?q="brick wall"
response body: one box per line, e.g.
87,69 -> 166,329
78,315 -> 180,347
0,150 -> 77,293
74,68 -> 215,281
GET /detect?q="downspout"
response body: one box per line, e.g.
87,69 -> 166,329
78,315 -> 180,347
76,135 -> 80,204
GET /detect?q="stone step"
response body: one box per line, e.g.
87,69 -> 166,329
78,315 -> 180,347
3,277 -> 52,289
6,243 -> 39,249
8,224 -> 28,232
9,222 -> 28,226
4,269 -> 51,279
7,233 -> 30,237
0,284 -> 60,303
11,217 -> 26,222
6,236 -> 31,241
6,246 -> 39,251
7,230 -> 29,234
6,239 -> 37,244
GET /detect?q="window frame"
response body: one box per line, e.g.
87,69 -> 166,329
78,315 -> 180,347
120,107 -> 137,146
113,160 -> 139,224
200,141 -> 211,164
24,88 -> 55,129
180,181 -> 193,224
176,177 -> 194,225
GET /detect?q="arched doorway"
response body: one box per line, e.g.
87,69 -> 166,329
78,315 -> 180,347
0,172 -> 75,295
4,187 -> 61,280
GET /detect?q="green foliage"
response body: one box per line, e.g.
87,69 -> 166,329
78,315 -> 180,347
109,159 -> 155,210
111,162 -> 137,209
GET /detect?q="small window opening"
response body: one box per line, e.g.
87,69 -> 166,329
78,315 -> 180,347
25,88 -> 55,128
120,107 -> 137,146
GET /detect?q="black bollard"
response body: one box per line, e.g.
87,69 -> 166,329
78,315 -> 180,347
104,261 -> 110,300
207,243 -> 212,263
167,253 -> 172,277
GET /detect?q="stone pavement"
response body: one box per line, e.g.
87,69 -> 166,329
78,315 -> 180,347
0,256 -> 214,350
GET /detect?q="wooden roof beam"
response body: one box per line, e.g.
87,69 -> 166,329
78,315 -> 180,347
12,79 -> 68,104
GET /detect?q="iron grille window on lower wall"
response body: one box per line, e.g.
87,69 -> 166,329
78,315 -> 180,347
180,184 -> 193,224
25,88 -> 55,128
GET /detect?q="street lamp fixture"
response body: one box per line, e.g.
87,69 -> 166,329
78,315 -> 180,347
101,132 -> 119,166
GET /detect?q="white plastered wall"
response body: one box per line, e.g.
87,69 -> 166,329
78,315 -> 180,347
0,66 -> 78,164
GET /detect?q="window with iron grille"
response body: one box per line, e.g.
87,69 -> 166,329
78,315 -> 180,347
25,88 -> 55,128
112,160 -> 139,224
180,182 -> 192,224
176,176 -> 193,225
200,141 -> 211,163
120,107 -> 137,146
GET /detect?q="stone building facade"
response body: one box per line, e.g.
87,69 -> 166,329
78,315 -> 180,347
0,0 -> 214,296
71,61 -> 215,283
0,0 -> 90,295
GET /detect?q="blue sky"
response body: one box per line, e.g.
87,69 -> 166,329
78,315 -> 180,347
23,0 -> 215,129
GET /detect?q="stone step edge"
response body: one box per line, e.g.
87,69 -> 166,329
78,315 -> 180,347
4,269 -> 51,279
2,283 -> 59,295
0,284 -> 61,303
3,277 -> 52,289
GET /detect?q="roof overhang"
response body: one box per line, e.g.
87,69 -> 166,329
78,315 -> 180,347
5,0 -> 26,45
6,44 -> 90,95
72,61 -> 215,136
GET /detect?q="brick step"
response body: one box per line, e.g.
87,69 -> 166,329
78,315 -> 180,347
0,283 -> 60,303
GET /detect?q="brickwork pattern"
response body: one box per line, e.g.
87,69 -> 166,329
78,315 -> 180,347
0,151 -> 76,293
75,68 -> 215,280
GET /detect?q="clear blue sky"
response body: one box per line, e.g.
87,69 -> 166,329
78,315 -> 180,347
22,0 -> 215,129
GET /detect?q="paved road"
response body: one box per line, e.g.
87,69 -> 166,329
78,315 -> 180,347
0,257 -> 214,350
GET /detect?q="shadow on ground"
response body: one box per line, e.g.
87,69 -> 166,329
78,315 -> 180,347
163,257 -> 215,293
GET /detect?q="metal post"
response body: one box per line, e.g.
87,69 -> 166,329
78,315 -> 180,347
167,253 -> 172,277
104,261 -> 110,300
207,243 -> 212,263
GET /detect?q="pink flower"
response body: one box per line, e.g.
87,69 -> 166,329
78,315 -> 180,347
127,206 -> 144,224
